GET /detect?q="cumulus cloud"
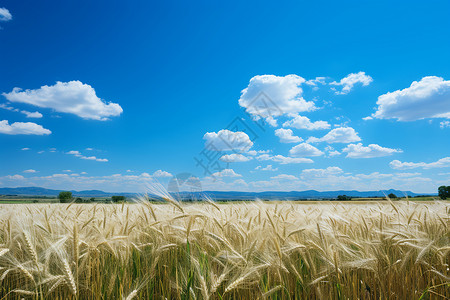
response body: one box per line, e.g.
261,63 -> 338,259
301,166 -> 344,177
324,146 -> 340,157
220,153 -> 252,162
23,169 -> 37,173
395,172 -> 422,178
256,154 -> 313,164
271,174 -> 299,181
0,120 -> 51,135
282,115 -> 330,130
330,72 -> 373,95
305,77 -> 327,89
370,76 -> 450,121
390,157 -> 450,170
22,111 -> 43,118
307,127 -> 361,144
211,168 -> 242,178
0,8 -> 12,22
0,103 -> 43,118
6,174 -> 24,180
289,143 -> 324,157
255,165 -> 278,171
247,150 -> 270,156
3,81 -> 123,121
238,75 -> 316,125
274,128 -> 303,143
152,170 -> 173,177
440,121 -> 450,128
66,150 -> 108,162
342,143 -> 402,158
203,129 -> 253,152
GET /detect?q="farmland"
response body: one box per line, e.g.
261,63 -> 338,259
0,198 -> 448,299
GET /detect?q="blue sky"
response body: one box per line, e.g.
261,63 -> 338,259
1,1 -> 449,193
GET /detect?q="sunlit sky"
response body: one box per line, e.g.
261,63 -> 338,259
1,1 -> 449,193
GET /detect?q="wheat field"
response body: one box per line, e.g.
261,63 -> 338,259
0,197 -> 448,299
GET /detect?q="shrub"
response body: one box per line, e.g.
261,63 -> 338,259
111,195 -> 126,203
58,191 -> 72,203
438,185 -> 450,200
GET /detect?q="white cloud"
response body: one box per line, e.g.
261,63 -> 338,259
274,128 -> 303,143
256,154 -> 313,164
307,127 -> 361,144
0,103 -> 43,118
330,72 -> 373,95
305,77 -> 327,89
440,121 -> 450,128
328,151 -> 341,157
66,150 -> 108,162
371,76 -> 450,121
255,165 -> 278,171
80,172 -> 88,175
0,120 -> 51,135
0,8 -> 12,22
22,111 -> 43,118
6,174 -> 24,180
21,147 -> 30,151
356,172 -> 394,180
390,157 -> 450,170
247,150 -> 270,156
220,153 -> 252,162
203,129 -> 253,151
62,170 -> 72,173
271,174 -> 299,181
324,146 -> 340,157
211,168 -> 242,178
395,172 -> 422,178
301,167 -> 344,177
23,169 -> 37,173
238,75 -> 316,125
289,143 -> 324,157
342,143 -> 402,158
152,170 -> 173,177
282,115 -> 330,130
3,81 -> 123,121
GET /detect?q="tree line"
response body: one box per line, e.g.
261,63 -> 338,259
58,191 -> 126,203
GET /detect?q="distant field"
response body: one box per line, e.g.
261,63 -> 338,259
0,200 -> 448,299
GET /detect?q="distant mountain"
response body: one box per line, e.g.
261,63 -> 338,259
0,186 -> 434,199
0,187 -> 134,197
188,189 -> 426,200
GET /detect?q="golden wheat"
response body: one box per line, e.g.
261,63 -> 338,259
0,199 -> 448,299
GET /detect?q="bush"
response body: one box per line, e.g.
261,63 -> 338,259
111,195 -> 126,203
438,186 -> 450,200
388,193 -> 398,199
58,191 -> 72,203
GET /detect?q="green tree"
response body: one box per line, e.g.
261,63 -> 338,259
438,186 -> 450,200
111,195 -> 126,203
337,195 -> 351,201
58,191 -> 72,203
388,193 -> 397,199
